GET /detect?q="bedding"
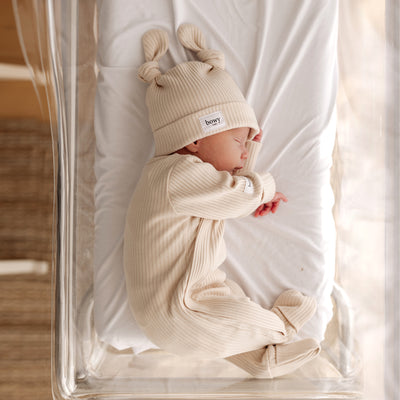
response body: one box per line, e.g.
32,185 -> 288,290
94,0 -> 337,353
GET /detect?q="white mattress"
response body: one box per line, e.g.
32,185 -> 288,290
94,0 -> 338,352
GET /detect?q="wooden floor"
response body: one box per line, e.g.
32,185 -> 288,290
0,1 -> 53,399
0,274 -> 52,400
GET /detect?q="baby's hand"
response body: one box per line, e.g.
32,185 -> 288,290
254,192 -> 288,217
252,128 -> 263,143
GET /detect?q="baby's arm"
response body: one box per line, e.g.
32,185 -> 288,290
168,155 -> 276,220
238,129 -> 288,217
236,129 -> 263,174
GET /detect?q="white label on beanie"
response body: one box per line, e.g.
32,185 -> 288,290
199,111 -> 226,133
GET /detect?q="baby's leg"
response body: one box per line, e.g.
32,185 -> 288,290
226,338 -> 321,378
195,275 -> 316,334
162,271 -> 317,359
225,280 -> 316,341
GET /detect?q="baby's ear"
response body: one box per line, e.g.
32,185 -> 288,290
185,141 -> 200,153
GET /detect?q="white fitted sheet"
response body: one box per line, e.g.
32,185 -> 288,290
94,0 -> 337,352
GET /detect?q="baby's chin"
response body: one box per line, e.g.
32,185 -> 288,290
213,164 -> 243,175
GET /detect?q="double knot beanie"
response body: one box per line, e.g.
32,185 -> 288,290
138,24 -> 260,156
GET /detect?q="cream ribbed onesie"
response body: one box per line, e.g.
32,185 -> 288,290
123,140 -> 319,378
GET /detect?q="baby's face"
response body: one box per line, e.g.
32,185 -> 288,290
192,127 -> 250,174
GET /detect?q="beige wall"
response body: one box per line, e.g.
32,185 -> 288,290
0,1 -> 49,121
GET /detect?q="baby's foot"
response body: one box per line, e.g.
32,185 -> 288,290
262,338 -> 321,378
271,289 -> 317,340
226,338 -> 321,379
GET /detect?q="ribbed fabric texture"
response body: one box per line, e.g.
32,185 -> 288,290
123,142 -> 320,377
138,24 -> 260,156
227,338 -> 321,378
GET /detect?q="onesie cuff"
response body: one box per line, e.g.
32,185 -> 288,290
243,140 -> 262,172
260,173 -> 276,203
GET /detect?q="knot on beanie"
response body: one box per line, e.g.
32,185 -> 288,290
178,24 -> 225,70
137,29 -> 169,83
138,60 -> 162,83
197,49 -> 225,70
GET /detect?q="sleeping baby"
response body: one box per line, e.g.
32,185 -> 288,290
123,23 -> 320,378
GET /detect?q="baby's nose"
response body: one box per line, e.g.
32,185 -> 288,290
241,147 -> 248,159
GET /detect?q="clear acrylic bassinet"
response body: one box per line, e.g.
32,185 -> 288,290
13,0 -> 400,399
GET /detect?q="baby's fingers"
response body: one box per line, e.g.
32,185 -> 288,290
260,204 -> 272,216
276,192 -> 288,203
271,201 -> 280,213
253,128 -> 263,143
254,204 -> 263,217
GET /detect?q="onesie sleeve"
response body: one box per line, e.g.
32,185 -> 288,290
168,156 -> 276,220
238,140 -> 261,173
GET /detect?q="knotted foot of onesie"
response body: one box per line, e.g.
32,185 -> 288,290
271,289 -> 317,340
227,338 -> 321,379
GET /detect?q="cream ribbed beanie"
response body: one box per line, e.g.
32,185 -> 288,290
138,24 -> 260,156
